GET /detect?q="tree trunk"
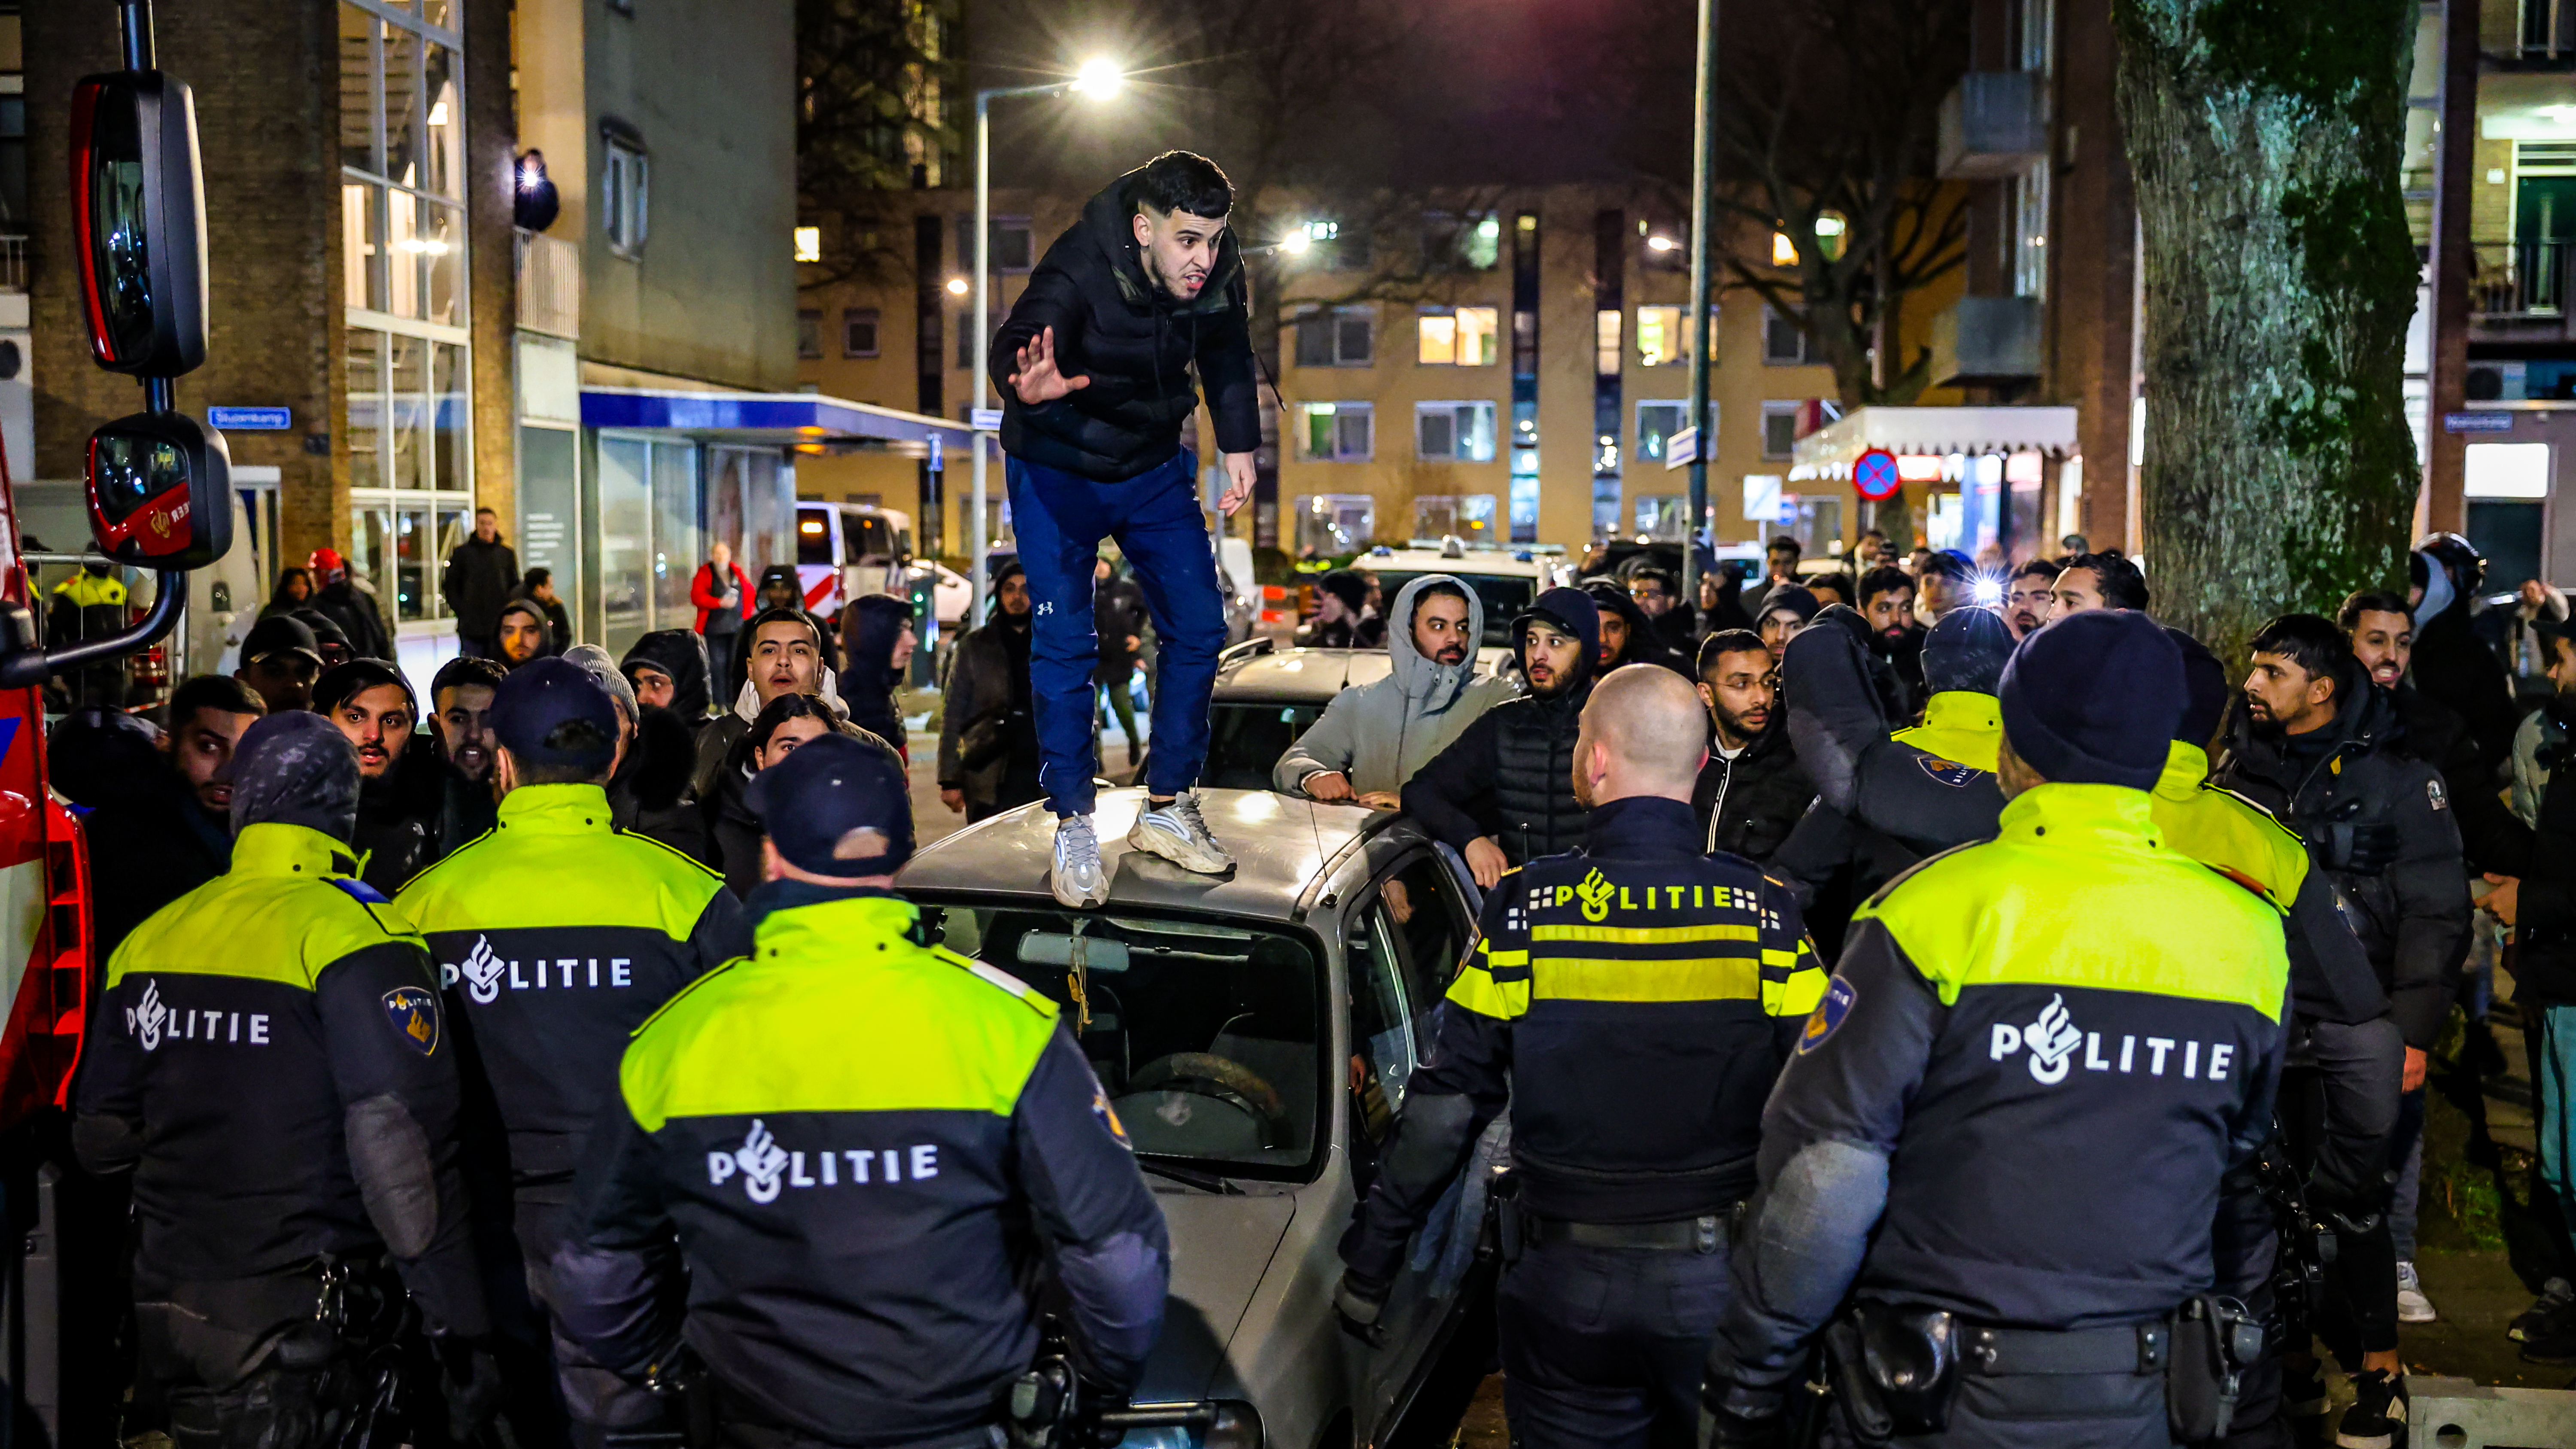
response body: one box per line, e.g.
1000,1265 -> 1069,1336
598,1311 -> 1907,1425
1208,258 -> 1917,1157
2113,0 -> 2420,660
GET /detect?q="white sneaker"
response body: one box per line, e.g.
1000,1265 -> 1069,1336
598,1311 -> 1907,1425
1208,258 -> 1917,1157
1051,814 -> 1111,909
2396,1259 -> 2437,1324
1127,790 -> 1234,875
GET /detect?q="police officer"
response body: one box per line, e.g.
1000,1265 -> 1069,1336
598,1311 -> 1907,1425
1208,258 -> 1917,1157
1339,664 -> 1829,1446
1768,605 -> 2012,952
548,732 -> 1170,1447
395,657 -> 750,1447
1702,611 -> 2290,1449
73,712 -> 492,1448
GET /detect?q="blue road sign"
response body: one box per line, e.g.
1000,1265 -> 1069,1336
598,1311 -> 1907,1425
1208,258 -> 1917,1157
207,407 -> 292,430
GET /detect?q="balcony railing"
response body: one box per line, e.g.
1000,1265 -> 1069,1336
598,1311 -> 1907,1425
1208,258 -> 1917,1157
2472,240 -> 2573,320
0,236 -> 24,294
514,228 -> 580,339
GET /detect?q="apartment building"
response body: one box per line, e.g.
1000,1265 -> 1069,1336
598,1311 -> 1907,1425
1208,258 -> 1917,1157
22,0 -> 829,675
790,181 -> 1980,562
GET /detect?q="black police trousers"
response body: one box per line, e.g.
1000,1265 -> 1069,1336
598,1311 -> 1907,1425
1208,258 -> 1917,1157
1495,1235 -> 1730,1449
507,1197 -> 673,1449
130,1270 -> 371,1449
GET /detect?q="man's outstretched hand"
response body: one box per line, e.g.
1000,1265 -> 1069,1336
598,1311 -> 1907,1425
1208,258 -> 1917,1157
1218,452 -> 1257,516
1009,326 -> 1091,405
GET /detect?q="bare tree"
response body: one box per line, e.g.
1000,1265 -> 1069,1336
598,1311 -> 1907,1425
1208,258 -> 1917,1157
798,0 -> 965,290
2116,0 -> 2419,653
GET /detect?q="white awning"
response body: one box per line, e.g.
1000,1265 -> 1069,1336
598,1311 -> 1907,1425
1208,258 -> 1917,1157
1790,405 -> 2080,482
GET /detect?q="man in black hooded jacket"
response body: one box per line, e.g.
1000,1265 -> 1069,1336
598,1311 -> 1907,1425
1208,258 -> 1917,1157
839,592 -> 917,759
989,150 -> 1260,909
1403,587 -> 1602,887
620,629 -> 714,723
1583,578 -> 1690,679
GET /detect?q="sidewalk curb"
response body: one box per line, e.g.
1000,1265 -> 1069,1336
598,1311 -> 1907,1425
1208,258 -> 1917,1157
2412,1374 -> 2576,1445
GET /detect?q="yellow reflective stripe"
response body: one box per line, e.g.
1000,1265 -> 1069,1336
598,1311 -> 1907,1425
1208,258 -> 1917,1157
1763,962 -> 1830,1018
1446,963 -> 1529,1019
1530,922 -> 1759,946
1759,947 -> 1796,970
1481,947 -> 1531,968
1532,955 -> 1761,1004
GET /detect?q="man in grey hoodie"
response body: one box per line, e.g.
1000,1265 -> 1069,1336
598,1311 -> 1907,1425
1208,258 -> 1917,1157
1273,575 -> 1521,805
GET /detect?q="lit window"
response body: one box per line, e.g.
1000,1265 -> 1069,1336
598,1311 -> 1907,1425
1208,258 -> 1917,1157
793,226 -> 821,263
1637,306 -> 1711,368
1418,307 -> 1499,366
1416,402 -> 1498,462
1596,310 -> 1623,377
1772,231 -> 1798,267
1297,402 -> 1374,461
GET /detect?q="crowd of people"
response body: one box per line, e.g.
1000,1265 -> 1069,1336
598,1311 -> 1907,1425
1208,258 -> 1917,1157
1255,527 -> 2576,1447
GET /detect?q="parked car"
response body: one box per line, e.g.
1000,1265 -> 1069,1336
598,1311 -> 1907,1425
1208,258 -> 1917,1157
1179,641 -> 1520,793
896,789 -> 1499,1449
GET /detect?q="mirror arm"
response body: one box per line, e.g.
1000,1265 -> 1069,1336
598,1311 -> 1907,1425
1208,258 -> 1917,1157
0,569 -> 185,689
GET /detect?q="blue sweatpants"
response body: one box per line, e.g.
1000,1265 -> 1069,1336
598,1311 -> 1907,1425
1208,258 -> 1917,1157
1005,449 -> 1225,817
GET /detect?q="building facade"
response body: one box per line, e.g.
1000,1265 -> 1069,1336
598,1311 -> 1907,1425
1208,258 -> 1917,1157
21,0 -> 802,678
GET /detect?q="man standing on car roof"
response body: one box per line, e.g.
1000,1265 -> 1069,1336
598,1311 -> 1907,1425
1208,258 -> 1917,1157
395,660 -> 749,1449
547,733 -> 1169,1447
1341,664 -> 1827,1447
990,150 -> 1259,910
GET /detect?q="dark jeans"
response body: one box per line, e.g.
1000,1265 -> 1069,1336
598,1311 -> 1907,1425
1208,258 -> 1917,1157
1004,449 -> 1224,816
1495,1236 -> 1729,1449
705,627 -> 741,695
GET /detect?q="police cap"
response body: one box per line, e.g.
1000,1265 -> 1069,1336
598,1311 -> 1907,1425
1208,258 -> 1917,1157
745,731 -> 914,878
489,656 -> 621,775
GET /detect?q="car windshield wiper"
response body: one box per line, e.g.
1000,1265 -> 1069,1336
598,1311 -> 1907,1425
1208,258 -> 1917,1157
1136,1157 -> 1244,1194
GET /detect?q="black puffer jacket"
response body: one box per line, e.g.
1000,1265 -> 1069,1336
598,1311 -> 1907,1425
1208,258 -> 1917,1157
1692,720 -> 1814,864
2213,667 -> 2472,1048
1401,588 -> 1601,866
988,170 -> 1261,482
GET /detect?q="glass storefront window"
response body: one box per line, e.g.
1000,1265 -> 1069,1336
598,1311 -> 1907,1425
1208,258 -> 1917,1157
650,441 -> 699,630
390,334 -> 428,492
597,436 -> 653,648
395,506 -> 431,622
347,328 -> 386,490
432,342 -> 467,494
352,505 -> 392,610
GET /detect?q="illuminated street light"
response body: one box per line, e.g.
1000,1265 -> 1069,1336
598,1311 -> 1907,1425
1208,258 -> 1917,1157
945,276 -> 970,296
793,226 -> 821,263
1073,58 -> 1124,98
1646,234 -> 1679,253
1280,231 -> 1312,255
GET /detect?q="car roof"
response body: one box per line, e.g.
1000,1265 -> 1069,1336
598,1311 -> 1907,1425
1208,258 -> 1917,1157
1367,549 -> 1551,577
1212,644 -> 1518,702
897,787 -> 1389,922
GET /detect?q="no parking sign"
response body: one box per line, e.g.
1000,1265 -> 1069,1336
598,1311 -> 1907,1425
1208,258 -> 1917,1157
1853,447 -> 1902,502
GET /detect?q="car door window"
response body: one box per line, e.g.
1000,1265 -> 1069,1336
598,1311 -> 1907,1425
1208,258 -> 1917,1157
1346,903 -> 1418,1143
1380,853 -> 1470,1049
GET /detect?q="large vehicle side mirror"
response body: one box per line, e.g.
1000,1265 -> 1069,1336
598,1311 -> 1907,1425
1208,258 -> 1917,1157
70,70 -> 208,377
87,409 -> 230,570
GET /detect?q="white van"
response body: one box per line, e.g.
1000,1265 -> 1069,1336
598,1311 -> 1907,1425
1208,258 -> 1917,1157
794,503 -> 912,618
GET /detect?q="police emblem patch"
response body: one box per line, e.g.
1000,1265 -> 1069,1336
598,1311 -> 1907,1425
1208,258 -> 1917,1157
1092,1085 -> 1133,1150
381,986 -> 440,1057
1916,755 -> 1984,787
1797,975 -> 1858,1056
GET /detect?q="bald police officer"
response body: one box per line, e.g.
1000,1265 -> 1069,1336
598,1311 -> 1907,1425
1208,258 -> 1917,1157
396,657 -> 750,1447
75,713 -> 491,1448
1703,611 -> 2290,1448
548,732 -> 1170,1448
1340,664 -> 1829,1448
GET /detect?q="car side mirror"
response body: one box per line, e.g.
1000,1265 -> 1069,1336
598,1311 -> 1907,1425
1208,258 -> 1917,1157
70,70 -> 209,377
87,409 -> 230,570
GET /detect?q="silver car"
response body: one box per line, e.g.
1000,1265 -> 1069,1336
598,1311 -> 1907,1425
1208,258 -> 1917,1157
895,788 -> 1497,1449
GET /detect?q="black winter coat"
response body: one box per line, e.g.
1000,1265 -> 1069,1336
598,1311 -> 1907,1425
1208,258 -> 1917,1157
442,535 -> 519,638
990,171 -> 1261,482
2413,603 -> 2521,775
2213,676 -> 2472,1048
1692,720 -> 1815,864
82,773 -> 233,962
1401,588 -> 1602,866
2509,696 -> 2576,1007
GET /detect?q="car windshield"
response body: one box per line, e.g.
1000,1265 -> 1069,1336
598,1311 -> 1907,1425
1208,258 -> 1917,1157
1373,570 -> 1533,648
912,902 -> 1324,1180
1200,700 -> 1326,791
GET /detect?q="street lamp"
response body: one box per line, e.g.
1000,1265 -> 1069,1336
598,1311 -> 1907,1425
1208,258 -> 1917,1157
971,61 -> 1123,620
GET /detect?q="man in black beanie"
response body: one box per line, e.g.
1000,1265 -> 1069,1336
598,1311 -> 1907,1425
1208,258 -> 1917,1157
550,732 -> 1172,1446
76,711 -> 499,1448
1706,610 -> 2291,1449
